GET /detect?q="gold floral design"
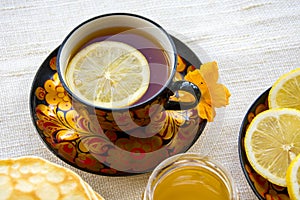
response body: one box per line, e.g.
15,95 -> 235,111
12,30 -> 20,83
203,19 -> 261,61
44,79 -> 72,111
35,87 -> 46,100
245,162 -> 290,199
93,98 -> 164,132
115,136 -> 163,153
106,141 -> 169,172
32,53 -> 204,175
49,56 -> 57,70
75,153 -> 105,172
36,104 -> 93,142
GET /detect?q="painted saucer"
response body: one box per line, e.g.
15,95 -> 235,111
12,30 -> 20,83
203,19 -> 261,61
30,36 -> 207,176
239,88 -> 290,199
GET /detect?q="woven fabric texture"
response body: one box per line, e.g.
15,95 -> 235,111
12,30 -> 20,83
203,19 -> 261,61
1,0 -> 300,199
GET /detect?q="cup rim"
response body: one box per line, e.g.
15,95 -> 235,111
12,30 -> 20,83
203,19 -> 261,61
57,12 -> 177,111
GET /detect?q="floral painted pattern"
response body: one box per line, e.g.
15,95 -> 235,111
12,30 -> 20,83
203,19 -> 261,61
32,53 -> 205,175
241,91 -> 290,199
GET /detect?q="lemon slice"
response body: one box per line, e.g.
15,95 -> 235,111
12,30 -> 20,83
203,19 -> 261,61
287,153 -> 300,200
244,108 -> 300,186
269,68 -> 300,110
65,41 -> 150,108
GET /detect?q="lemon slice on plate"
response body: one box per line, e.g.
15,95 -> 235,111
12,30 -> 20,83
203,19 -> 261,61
244,108 -> 300,186
269,68 -> 300,110
287,153 -> 300,200
65,41 -> 150,108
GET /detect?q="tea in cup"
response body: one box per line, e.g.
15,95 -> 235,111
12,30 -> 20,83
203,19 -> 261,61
57,13 -> 201,133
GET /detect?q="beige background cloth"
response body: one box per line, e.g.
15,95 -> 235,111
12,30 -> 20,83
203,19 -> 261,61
1,0 -> 300,199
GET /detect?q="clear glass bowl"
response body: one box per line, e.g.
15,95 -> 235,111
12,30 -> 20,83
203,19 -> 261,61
143,153 -> 239,200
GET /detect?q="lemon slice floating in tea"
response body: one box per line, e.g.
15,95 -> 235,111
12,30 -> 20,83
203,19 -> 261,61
244,108 -> 300,187
65,41 -> 150,108
269,68 -> 300,110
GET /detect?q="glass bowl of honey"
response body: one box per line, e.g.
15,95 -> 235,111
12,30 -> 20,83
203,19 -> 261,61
143,153 -> 239,200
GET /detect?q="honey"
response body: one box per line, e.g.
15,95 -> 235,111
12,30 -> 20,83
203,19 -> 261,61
143,154 -> 238,200
153,166 -> 230,200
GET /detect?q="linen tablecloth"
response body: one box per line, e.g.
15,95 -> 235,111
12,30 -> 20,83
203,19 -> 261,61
1,0 -> 299,199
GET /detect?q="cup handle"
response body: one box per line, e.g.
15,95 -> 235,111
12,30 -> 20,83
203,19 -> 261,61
164,80 -> 201,110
